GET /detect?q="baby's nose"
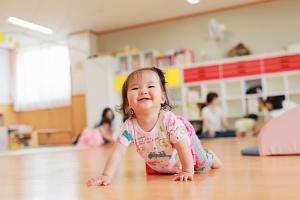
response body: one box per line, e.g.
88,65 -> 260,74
139,88 -> 148,94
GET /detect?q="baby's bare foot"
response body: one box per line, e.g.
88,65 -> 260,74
209,150 -> 222,169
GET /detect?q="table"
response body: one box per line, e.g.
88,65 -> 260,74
31,129 -> 72,147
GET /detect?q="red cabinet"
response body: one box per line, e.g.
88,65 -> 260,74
184,65 -> 220,83
286,54 -> 300,71
263,56 -> 289,73
222,59 -> 261,78
263,55 -> 300,73
183,54 -> 300,83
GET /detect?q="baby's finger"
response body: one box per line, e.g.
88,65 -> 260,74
86,178 -> 96,187
95,178 -> 104,186
179,175 -> 184,182
183,176 -> 188,182
173,174 -> 180,181
173,175 -> 178,181
102,180 -> 110,186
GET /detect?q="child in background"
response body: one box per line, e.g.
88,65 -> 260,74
264,96 -> 298,120
235,114 -> 259,137
87,67 -> 222,186
77,119 -> 114,148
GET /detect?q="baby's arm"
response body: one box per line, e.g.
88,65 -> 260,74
173,138 -> 194,182
87,142 -> 127,186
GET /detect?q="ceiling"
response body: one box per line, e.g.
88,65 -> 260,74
0,0 -> 265,48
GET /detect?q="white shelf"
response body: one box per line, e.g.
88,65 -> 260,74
225,99 -> 244,117
224,80 -> 242,97
289,94 -> 300,105
226,115 -> 244,118
289,90 -> 300,95
226,96 -> 243,100
287,74 -> 300,92
186,100 -> 203,104
265,76 -> 285,94
205,83 -> 222,96
246,97 -> 260,114
168,87 -> 182,103
265,92 -> 286,97
245,94 -> 263,99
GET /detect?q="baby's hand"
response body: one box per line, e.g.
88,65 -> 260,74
173,171 -> 194,182
86,175 -> 112,187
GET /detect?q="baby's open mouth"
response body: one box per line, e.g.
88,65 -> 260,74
138,97 -> 151,101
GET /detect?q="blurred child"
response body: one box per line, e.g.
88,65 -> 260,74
77,119 -> 114,147
235,114 -> 259,137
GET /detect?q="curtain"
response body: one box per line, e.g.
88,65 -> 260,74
14,44 -> 71,111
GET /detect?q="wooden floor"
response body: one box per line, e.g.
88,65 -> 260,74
1,138 -> 300,200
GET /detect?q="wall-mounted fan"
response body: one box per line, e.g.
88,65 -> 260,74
208,18 -> 227,41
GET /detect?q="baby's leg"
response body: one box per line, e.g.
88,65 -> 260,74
208,150 -> 222,169
190,133 -> 222,173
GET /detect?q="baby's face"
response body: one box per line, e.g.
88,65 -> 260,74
127,70 -> 165,115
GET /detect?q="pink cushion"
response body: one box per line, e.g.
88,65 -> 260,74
258,106 -> 300,156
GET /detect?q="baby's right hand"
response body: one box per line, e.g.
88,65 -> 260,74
86,175 -> 112,187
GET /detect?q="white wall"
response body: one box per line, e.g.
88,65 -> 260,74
98,0 -> 300,61
0,48 -> 11,104
67,32 -> 100,95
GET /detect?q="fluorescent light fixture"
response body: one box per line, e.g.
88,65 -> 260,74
7,17 -> 53,35
187,0 -> 201,4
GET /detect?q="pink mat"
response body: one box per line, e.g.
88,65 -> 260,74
258,106 -> 300,156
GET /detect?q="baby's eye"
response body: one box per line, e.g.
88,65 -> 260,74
131,87 -> 139,90
148,85 -> 155,88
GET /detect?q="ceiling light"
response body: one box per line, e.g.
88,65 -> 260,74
187,0 -> 201,5
7,17 -> 53,35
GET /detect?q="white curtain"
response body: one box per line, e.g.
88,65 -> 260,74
14,44 -> 71,111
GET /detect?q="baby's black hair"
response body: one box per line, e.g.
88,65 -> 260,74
245,113 -> 259,121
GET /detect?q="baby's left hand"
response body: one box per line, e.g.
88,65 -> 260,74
173,171 -> 194,182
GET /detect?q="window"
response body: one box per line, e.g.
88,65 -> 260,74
14,44 -> 71,111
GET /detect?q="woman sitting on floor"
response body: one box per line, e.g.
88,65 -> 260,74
200,92 -> 235,138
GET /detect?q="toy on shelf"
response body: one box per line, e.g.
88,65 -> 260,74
156,52 -> 175,68
156,48 -> 195,68
144,52 -> 155,68
227,43 -> 251,57
117,56 -> 130,74
174,48 -> 195,65
115,48 -> 157,74
156,48 -> 195,67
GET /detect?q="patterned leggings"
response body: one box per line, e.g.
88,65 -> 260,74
179,116 -> 214,173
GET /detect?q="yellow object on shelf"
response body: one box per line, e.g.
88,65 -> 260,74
114,75 -> 127,92
164,68 -> 180,87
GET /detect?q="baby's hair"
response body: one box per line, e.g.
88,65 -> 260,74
245,113 -> 258,121
117,67 -> 172,121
